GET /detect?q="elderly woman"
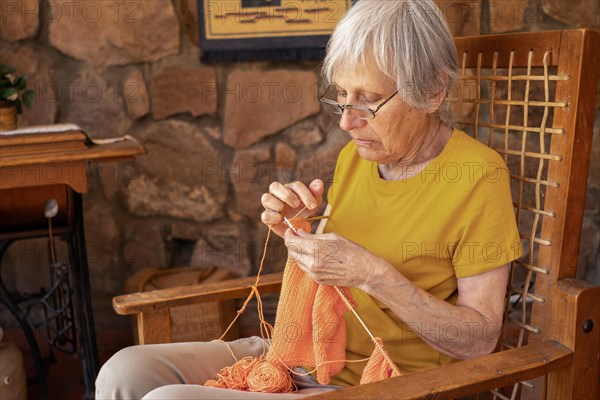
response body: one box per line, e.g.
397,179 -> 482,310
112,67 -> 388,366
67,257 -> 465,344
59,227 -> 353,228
96,1 -> 521,398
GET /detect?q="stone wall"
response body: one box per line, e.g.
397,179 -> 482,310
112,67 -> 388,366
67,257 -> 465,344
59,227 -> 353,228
1,0 -> 599,334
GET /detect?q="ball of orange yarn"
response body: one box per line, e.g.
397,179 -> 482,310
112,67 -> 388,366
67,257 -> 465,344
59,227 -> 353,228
204,357 -> 258,390
246,360 -> 294,393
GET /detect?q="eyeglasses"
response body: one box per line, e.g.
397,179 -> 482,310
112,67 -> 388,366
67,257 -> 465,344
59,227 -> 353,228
318,84 -> 399,120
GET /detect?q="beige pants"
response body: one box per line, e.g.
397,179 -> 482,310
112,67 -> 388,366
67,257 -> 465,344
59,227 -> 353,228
95,337 -> 340,400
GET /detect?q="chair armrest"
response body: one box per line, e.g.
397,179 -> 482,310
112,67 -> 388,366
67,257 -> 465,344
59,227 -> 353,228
112,272 -> 283,315
310,340 -> 573,400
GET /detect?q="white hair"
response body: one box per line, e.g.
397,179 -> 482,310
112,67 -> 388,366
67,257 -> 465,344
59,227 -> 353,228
322,0 -> 458,124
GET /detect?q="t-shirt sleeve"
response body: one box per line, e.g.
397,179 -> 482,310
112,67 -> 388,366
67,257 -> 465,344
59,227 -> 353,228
452,155 -> 523,278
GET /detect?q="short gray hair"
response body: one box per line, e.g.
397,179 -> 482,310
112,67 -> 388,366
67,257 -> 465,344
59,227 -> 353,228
322,0 -> 458,124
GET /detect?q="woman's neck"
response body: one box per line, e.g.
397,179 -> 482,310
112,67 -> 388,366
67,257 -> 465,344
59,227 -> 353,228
378,121 -> 452,181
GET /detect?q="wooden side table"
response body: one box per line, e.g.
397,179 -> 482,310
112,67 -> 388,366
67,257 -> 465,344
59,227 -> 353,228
0,125 -> 146,399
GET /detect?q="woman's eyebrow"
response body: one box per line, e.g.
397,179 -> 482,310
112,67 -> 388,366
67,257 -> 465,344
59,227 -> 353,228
332,84 -> 381,97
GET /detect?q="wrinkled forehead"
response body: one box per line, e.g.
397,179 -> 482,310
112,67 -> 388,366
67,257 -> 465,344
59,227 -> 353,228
331,62 -> 396,94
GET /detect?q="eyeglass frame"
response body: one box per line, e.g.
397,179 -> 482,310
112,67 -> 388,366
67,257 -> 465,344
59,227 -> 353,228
318,84 -> 399,120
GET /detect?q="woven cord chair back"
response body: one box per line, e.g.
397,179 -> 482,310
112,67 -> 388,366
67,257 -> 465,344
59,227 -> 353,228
450,30 -> 600,399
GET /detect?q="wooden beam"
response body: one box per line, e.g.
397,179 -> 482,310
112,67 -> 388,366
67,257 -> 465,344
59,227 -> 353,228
310,341 -> 572,400
455,30 -> 562,68
113,272 -> 283,315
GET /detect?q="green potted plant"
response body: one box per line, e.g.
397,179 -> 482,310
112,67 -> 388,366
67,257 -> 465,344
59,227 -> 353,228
0,63 -> 35,131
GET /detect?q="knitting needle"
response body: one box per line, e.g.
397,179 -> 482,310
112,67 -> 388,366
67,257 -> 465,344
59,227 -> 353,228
283,216 -> 298,235
305,215 -> 329,221
284,213 -> 328,234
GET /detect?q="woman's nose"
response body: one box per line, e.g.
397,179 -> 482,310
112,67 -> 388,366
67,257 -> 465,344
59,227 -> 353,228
339,109 -> 367,131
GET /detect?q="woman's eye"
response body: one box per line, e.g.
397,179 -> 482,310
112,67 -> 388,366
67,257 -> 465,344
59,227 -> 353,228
336,92 -> 347,102
364,96 -> 380,104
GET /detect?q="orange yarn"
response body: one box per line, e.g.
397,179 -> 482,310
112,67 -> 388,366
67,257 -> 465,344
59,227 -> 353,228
205,357 -> 294,393
360,338 -> 402,384
266,219 -> 354,384
203,216 -> 401,392
205,357 -> 258,390
247,359 -> 294,393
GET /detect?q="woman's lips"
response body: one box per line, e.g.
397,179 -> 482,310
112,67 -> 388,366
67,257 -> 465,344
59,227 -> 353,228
353,137 -> 375,146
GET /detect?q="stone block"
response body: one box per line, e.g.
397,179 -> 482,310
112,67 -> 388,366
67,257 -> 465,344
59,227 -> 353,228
543,0 -> 600,29
122,221 -> 168,271
61,67 -> 133,138
317,112 -> 338,136
123,68 -> 149,120
224,70 -> 320,149
0,0 -> 39,41
275,142 -> 297,165
48,0 -> 180,67
435,0 -> 481,37
286,120 -> 324,147
577,218 -> 600,284
489,0 -> 529,33
231,146 -> 272,218
98,163 -> 118,200
203,124 -> 222,140
126,175 -> 224,224
584,186 -> 599,215
83,197 -> 121,292
124,120 -> 227,222
180,0 -> 199,47
96,160 -> 140,201
151,65 -> 217,119
297,126 -> 349,186
192,222 -> 252,276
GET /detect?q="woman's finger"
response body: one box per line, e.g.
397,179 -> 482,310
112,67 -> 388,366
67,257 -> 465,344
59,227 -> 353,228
285,181 -> 320,210
261,209 -> 283,226
268,181 -> 302,209
285,234 -> 309,263
260,192 -> 285,212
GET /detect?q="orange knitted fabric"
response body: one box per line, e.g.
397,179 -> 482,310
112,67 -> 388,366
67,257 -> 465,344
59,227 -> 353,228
360,338 -> 402,384
204,217 -> 401,391
265,219 -> 354,384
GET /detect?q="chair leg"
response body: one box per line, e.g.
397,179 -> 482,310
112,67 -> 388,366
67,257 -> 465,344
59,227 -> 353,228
137,309 -> 172,344
547,279 -> 600,399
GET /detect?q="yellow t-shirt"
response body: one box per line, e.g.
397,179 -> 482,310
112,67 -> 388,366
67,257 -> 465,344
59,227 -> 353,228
324,128 -> 522,386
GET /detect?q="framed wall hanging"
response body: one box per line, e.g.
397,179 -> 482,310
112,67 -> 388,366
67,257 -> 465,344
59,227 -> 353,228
197,0 -> 353,63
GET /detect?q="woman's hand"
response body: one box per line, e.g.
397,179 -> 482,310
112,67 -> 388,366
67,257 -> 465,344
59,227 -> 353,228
283,229 -> 390,289
260,179 -> 324,238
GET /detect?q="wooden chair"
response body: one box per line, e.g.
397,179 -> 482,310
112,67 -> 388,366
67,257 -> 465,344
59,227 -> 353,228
113,30 -> 600,399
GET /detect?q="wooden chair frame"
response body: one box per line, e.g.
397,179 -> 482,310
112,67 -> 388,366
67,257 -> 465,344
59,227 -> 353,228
113,30 -> 600,399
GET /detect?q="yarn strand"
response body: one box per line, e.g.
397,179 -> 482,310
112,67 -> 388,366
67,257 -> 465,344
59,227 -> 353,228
218,227 -> 273,343
333,287 -> 401,376
205,211 -> 401,391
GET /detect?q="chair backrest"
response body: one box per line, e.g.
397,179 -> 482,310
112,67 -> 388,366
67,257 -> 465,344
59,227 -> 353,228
450,29 -> 600,399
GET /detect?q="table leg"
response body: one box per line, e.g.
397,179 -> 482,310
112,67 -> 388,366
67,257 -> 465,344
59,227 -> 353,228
67,192 -> 99,399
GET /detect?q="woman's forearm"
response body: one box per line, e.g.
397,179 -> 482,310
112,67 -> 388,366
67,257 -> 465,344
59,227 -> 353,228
360,260 -> 502,360
288,216 -> 506,359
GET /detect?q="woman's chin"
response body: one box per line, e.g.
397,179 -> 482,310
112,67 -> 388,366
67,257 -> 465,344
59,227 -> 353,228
356,146 -> 382,163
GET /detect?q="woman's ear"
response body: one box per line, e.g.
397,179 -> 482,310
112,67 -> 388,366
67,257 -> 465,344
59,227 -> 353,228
424,73 -> 449,113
